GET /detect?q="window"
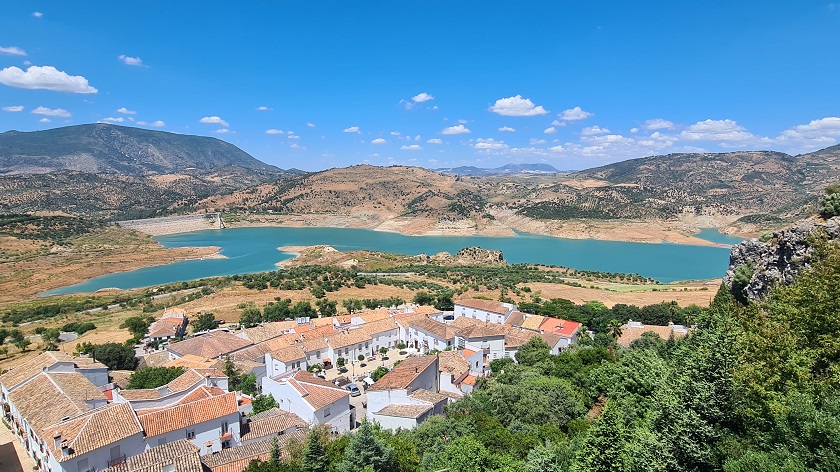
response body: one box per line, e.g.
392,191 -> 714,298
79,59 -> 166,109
316,351 -> 321,359
324,407 -> 331,417
222,440 -> 231,449
186,430 -> 196,439
221,421 -> 229,433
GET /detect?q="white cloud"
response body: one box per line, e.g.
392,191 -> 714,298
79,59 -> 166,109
415,135 -> 421,141
343,126 -> 360,134
288,135 -> 300,139
488,95 -> 548,116
31,106 -> 70,117
307,122 -> 316,128
412,92 -> 434,103
549,145 -> 564,152
290,143 -> 305,150
0,46 -> 27,56
557,106 -> 593,121
265,129 -> 284,135
372,138 -> 387,144
680,119 -> 754,141
116,107 -> 136,115
118,55 -> 144,66
581,125 -> 610,136
427,138 -> 443,144
474,138 -> 509,150
458,119 -> 468,124
214,129 -> 231,134
2,105 -> 23,112
138,120 -> 165,127
390,131 -> 401,136
33,12 -> 43,18
642,118 -> 675,130
0,65 -> 97,93
630,127 -> 639,134
39,117 -> 50,123
442,124 -> 470,135
498,126 -> 516,132
530,138 -> 547,145
256,106 -> 271,111
200,116 -> 229,127
544,126 -> 557,134
401,144 -> 422,150
550,119 -> 567,127
101,117 -> 124,123
775,117 -> 840,150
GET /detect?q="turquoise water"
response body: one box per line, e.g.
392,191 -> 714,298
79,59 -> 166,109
695,228 -> 746,246
43,227 -> 734,295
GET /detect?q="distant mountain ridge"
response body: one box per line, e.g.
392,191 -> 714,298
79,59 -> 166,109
436,163 -> 561,175
0,123 -> 278,175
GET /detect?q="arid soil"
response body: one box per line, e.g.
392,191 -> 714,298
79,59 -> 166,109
0,227 -> 220,305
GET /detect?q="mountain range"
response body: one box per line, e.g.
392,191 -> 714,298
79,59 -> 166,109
1,124 -> 838,225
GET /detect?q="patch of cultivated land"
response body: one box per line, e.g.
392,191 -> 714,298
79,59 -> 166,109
0,227 -> 220,305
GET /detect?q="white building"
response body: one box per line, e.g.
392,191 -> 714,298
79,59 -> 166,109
408,318 -> 457,353
261,370 -> 353,433
453,299 -> 517,324
366,356 -> 447,431
137,391 -> 242,454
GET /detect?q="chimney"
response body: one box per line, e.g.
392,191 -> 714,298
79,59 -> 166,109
205,373 -> 212,387
60,440 -> 70,459
53,432 -> 61,450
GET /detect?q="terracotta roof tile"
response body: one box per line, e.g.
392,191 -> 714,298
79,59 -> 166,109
437,351 -> 469,378
7,373 -> 92,436
105,438 -> 202,472
164,354 -> 222,371
46,403 -> 143,462
455,299 -> 511,315
451,317 -> 508,338
410,318 -> 457,340
167,332 -> 253,359
538,318 -> 582,337
241,408 -> 307,441
504,311 -> 527,327
269,345 -> 306,363
0,351 -> 73,391
238,321 -> 297,343
48,372 -> 107,408
282,371 -> 349,410
354,308 -> 391,323
409,388 -> 448,404
373,404 -> 432,419
138,392 -> 238,438
520,314 -> 547,331
201,432 -> 305,472
368,355 -> 437,391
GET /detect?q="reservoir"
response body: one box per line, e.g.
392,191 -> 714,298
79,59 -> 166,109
44,226 -> 738,295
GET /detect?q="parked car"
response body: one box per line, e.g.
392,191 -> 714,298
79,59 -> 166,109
346,383 -> 361,397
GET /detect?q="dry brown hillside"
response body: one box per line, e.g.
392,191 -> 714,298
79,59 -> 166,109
197,165 -> 490,219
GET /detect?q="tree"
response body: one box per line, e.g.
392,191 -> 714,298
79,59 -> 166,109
572,401 -> 629,472
820,184 -> 840,218
264,298 -> 292,322
371,366 -> 389,381
343,298 -> 363,314
251,394 -> 279,416
316,298 -> 338,317
412,291 -> 435,305
337,357 -> 346,368
192,312 -> 218,333
292,301 -> 317,318
120,316 -> 154,337
337,421 -> 394,472
379,347 -> 388,355
127,366 -> 186,389
15,338 -> 31,352
240,306 -> 263,329
429,435 -> 492,472
515,336 -> 552,367
93,342 -> 138,370
301,429 -> 329,472
358,354 -> 366,362
384,296 -> 404,308
606,319 -> 623,360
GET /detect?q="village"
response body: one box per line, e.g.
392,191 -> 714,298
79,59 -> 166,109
0,299 -> 689,472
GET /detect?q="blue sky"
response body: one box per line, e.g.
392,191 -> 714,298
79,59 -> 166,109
1,2 -> 839,171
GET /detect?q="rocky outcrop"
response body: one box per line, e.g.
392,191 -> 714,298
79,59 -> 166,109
414,247 -> 506,265
723,217 -> 840,300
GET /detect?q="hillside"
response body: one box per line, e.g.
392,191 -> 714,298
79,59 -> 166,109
0,123 -> 277,175
436,163 -> 561,176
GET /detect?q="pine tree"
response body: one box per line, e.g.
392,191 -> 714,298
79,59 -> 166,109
301,430 -> 328,472
337,421 -> 393,472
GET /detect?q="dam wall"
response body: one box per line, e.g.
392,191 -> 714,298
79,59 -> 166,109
117,213 -> 224,236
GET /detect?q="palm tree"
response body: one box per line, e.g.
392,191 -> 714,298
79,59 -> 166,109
606,319 -> 623,360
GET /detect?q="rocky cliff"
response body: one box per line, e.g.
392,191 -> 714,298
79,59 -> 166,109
415,246 -> 506,265
724,216 -> 840,300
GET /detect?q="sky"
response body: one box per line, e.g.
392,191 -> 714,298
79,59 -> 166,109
1,2 -> 839,172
